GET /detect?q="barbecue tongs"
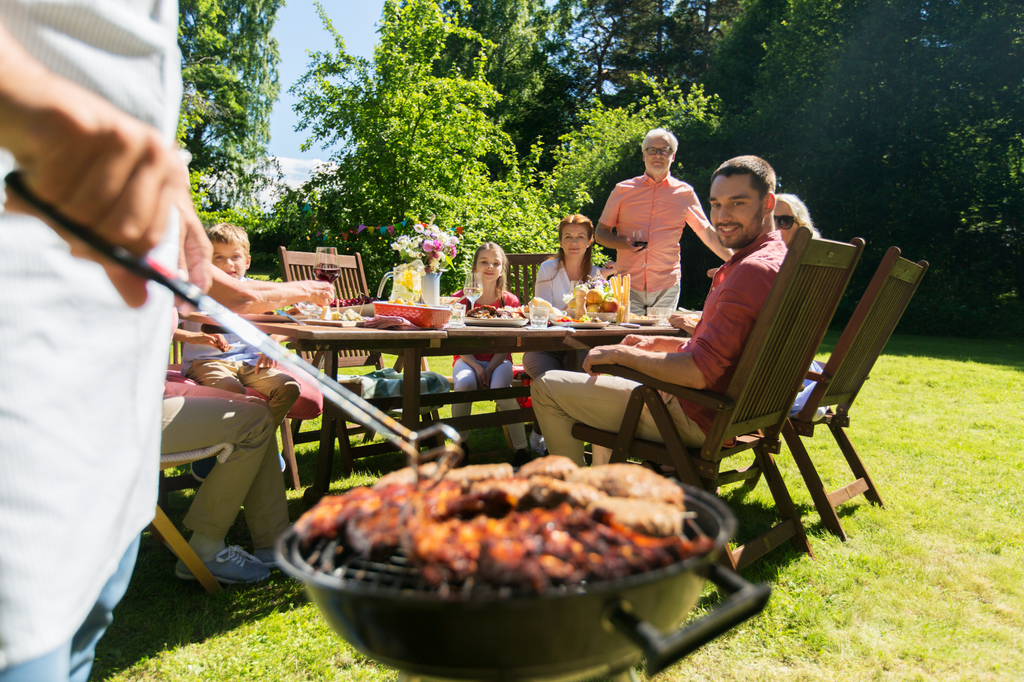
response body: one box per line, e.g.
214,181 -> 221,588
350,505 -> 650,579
4,171 -> 462,480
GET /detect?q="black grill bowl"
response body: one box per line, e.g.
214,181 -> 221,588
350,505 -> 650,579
276,485 -> 769,681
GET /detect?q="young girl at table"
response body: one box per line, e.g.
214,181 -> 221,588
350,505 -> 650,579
450,242 -> 529,466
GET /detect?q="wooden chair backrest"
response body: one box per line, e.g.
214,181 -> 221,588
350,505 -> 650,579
506,253 -> 556,303
278,247 -> 371,301
795,246 -> 928,422
703,228 -> 865,454
277,246 -> 382,371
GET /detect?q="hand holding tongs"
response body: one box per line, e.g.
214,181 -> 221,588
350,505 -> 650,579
4,171 -> 462,479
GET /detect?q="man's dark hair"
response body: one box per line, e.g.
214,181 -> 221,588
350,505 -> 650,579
711,156 -> 777,198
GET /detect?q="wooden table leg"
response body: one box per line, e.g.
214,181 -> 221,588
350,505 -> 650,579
402,347 -> 421,431
304,350 -> 341,506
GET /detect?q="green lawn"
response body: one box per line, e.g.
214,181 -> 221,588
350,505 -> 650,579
94,334 -> 1024,681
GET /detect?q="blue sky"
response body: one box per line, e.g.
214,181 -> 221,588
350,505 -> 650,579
268,0 -> 386,185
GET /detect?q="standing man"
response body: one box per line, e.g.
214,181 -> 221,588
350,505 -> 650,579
533,156 -> 782,466
0,4 -> 209,680
596,128 -> 732,314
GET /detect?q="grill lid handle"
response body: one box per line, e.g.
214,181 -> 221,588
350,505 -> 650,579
607,563 -> 771,677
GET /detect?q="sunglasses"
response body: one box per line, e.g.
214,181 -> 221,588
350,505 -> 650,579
774,215 -> 796,229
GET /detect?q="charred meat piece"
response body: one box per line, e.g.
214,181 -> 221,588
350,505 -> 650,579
373,462 -> 440,489
566,464 -> 685,508
442,463 -> 514,491
587,497 -> 687,537
518,455 -> 579,480
470,477 -> 532,502
521,476 -> 606,510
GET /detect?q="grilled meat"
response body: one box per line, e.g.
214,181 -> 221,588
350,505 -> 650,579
373,463 -> 440,489
587,497 -> 687,537
566,464 -> 685,508
518,455 -> 578,480
296,466 -> 711,593
521,476 -> 606,509
443,463 -> 514,490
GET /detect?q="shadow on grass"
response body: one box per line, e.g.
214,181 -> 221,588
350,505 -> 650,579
815,330 -> 1024,370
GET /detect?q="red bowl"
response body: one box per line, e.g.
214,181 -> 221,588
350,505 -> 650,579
374,302 -> 452,329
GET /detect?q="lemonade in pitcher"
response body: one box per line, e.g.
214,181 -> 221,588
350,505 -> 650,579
390,261 -> 424,302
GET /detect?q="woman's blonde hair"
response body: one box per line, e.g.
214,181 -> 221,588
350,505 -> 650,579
776,194 -> 820,238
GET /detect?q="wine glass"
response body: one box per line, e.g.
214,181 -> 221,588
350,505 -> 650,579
631,230 -> 648,251
315,247 -> 340,316
463,272 -> 483,310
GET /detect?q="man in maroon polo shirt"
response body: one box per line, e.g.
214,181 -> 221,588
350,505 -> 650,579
595,128 -> 733,315
532,156 -> 784,466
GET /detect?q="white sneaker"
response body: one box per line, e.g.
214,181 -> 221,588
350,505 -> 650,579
530,432 -> 546,455
176,545 -> 270,584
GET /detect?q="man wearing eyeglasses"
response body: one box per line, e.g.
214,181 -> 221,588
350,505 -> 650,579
595,128 -> 732,315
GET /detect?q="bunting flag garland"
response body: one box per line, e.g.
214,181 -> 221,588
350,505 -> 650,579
456,225 -> 464,235
357,224 -> 368,234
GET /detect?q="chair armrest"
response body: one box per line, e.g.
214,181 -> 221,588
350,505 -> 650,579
599,365 -> 734,412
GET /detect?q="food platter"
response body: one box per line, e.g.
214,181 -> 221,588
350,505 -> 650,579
464,317 -> 530,327
628,317 -> 660,326
551,320 -> 610,329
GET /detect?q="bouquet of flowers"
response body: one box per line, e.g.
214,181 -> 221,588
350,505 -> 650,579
392,221 -> 460,273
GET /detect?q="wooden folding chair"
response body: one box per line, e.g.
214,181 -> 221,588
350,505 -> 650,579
152,444 -> 233,593
782,247 -> 928,540
573,229 -> 864,570
506,253 -> 555,303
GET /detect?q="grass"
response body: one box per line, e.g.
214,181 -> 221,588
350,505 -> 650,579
94,335 -> 1024,681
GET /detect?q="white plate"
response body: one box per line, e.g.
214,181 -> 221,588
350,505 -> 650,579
464,317 -> 530,327
563,320 -> 610,329
628,317 -> 660,326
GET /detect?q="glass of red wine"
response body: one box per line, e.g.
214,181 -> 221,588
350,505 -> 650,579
631,230 -> 648,250
315,247 -> 340,316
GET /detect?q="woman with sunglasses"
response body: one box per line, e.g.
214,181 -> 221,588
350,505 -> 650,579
773,194 -> 820,244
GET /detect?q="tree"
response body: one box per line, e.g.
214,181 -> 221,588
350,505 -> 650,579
283,0 -> 563,289
178,0 -> 282,208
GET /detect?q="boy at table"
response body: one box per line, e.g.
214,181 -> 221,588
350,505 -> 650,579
179,223 -> 300,477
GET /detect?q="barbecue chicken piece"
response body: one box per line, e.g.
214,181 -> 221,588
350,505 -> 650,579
518,455 -> 578,480
373,463 -> 439,489
587,497 -> 687,537
566,464 -> 685,508
521,475 -> 606,510
443,463 -> 514,490
470,477 -> 532,502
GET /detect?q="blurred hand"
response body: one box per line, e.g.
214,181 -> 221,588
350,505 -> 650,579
582,345 -> 624,376
668,312 -> 697,335
256,354 -> 278,371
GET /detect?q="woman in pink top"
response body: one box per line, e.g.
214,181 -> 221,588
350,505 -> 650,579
450,243 -> 529,465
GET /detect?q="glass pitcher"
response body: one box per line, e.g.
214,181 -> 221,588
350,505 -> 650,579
376,260 -> 424,303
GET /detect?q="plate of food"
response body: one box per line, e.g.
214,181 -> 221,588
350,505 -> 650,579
464,317 -> 530,327
628,314 -> 660,325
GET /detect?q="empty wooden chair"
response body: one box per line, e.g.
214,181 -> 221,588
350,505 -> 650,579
573,229 -> 864,570
782,247 -> 928,540
506,253 -> 555,303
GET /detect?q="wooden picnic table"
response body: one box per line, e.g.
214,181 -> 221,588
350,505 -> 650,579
192,316 -> 683,503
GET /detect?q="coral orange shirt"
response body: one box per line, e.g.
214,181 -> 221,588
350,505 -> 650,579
674,231 -> 787,433
599,173 -> 712,292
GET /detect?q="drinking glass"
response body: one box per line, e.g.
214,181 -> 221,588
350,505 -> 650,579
463,272 -> 483,309
650,306 -> 671,327
448,303 -> 466,328
631,230 -> 648,251
315,247 -> 339,315
529,306 -> 549,329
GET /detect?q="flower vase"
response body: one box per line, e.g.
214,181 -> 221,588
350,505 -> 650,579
422,271 -> 442,306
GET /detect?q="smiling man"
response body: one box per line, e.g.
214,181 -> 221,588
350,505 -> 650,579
532,156 -> 784,466
595,128 -> 733,315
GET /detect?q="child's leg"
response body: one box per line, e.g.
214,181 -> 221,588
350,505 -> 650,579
491,361 -> 528,450
185,359 -> 246,395
451,359 -> 478,421
237,366 -> 301,427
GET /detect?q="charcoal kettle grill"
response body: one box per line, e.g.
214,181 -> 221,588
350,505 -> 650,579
277,487 -> 770,682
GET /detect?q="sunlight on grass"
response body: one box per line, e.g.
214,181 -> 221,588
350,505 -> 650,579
97,336 -> 1024,681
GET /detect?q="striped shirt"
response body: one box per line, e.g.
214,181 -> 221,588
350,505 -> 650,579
0,0 -> 181,669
